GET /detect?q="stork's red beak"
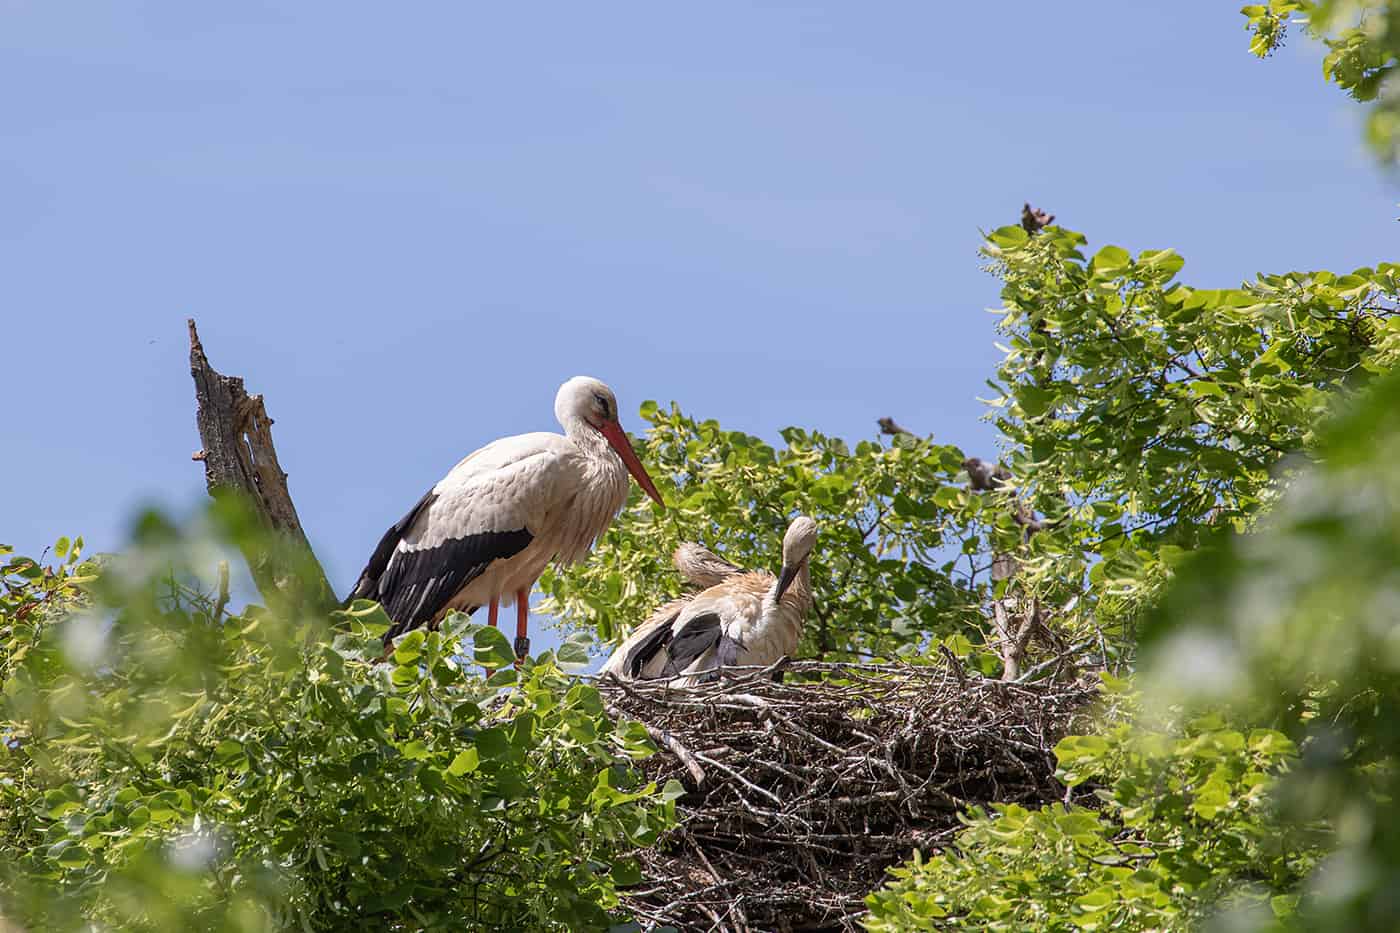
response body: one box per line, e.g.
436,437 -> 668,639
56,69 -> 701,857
598,421 -> 665,508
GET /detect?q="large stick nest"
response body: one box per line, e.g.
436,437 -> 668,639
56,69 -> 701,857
598,661 -> 1098,932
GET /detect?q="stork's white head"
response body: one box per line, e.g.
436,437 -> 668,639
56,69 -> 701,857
555,376 -> 665,507
774,515 -> 818,599
555,376 -> 618,429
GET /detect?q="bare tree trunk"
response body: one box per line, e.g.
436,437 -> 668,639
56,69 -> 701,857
187,319 -> 337,610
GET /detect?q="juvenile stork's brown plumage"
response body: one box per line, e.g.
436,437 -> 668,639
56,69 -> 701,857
671,541 -> 743,589
600,517 -> 817,684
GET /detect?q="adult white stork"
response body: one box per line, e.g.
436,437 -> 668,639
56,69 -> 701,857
600,517 -> 818,684
349,376 -> 665,659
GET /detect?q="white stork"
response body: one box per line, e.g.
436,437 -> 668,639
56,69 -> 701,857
600,516 -> 818,684
349,376 -> 665,660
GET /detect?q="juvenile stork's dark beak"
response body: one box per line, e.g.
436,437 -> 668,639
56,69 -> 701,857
775,562 -> 800,600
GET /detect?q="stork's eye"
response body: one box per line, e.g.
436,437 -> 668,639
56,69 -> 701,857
593,393 -> 612,419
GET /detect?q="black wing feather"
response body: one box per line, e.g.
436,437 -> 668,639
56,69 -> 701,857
377,528 -> 533,642
715,632 -> 744,669
659,612 -> 723,678
619,611 -> 683,678
349,489 -> 533,643
348,489 -> 437,605
689,629 -> 744,685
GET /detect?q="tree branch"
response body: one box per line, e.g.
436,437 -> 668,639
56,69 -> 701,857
188,319 -> 337,610
877,416 -> 914,437
991,598 -> 1040,681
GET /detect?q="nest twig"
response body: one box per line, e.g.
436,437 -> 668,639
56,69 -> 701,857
598,661 -> 1097,932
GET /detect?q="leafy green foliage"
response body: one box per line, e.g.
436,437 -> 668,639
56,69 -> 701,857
1243,1 -> 1400,160
536,205 -> 1400,925
0,514 -> 677,931
1140,369 -> 1400,930
984,222 -> 1398,654
861,55 -> 1400,914
867,360 -> 1400,933
541,406 -> 991,660
547,226 -> 1397,680
864,678 -> 1319,931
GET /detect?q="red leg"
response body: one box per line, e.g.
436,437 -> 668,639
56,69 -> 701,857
484,597 -> 500,677
514,588 -> 530,663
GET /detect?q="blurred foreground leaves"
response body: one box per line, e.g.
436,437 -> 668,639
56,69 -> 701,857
1141,367 -> 1400,930
0,509 -> 676,931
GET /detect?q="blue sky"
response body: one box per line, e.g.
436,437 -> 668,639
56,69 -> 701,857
4,3 -> 1395,650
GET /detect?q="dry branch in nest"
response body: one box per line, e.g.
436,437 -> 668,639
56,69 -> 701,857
599,661 -> 1097,932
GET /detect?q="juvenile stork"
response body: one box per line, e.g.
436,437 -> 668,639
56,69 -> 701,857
600,517 -> 818,684
671,541 -> 742,589
609,542 -> 743,656
349,376 -> 665,659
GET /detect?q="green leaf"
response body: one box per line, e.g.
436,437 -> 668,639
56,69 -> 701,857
1074,887 -> 1115,912
614,720 -> 657,758
394,630 -> 426,665
44,789 -> 80,819
988,225 -> 1029,249
1248,729 -> 1296,758
612,858 -> 643,886
1190,778 -> 1231,819
1138,248 -> 1185,276
1018,386 -> 1056,418
932,486 -> 963,509
447,748 -> 480,776
474,728 -> 510,760
1090,245 -> 1131,274
1271,893 -> 1300,918
341,599 -> 393,636
213,739 -> 245,766
557,633 -> 592,669
473,626 -> 517,668
401,740 -> 432,761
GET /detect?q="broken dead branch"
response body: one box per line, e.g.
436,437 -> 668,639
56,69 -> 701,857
187,319 -> 336,610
